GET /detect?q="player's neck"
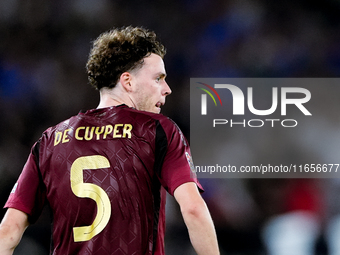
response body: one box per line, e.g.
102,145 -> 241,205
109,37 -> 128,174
97,87 -> 134,109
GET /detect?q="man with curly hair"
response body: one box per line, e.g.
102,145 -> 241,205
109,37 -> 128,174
0,26 -> 219,255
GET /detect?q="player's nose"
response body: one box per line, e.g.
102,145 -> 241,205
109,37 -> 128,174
163,81 -> 172,96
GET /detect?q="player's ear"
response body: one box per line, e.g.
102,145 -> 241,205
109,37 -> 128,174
119,72 -> 133,92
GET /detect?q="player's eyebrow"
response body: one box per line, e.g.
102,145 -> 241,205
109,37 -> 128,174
156,72 -> 167,79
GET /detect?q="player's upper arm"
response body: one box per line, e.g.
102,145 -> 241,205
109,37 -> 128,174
1,207 -> 29,227
0,208 -> 29,249
174,183 -> 220,255
174,182 -> 207,215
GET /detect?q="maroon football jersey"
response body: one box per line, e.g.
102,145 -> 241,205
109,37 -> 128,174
5,105 -> 203,255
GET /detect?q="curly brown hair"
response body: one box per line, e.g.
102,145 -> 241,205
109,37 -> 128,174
86,26 -> 166,90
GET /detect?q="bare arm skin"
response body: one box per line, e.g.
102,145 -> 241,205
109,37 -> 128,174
0,208 -> 29,255
174,182 -> 220,255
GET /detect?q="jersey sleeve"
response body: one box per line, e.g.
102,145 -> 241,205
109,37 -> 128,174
4,141 -> 46,224
155,118 -> 203,196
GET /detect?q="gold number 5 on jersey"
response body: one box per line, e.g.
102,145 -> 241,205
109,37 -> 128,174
70,155 -> 112,242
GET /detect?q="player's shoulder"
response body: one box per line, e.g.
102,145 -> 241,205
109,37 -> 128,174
40,114 -> 79,140
135,109 -> 187,140
128,107 -> 179,130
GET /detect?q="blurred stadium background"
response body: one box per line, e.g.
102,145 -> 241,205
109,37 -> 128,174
1,0 -> 340,254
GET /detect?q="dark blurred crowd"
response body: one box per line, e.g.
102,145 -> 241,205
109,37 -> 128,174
1,0 -> 340,254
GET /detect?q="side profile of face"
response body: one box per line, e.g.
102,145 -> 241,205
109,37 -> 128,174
129,53 -> 172,114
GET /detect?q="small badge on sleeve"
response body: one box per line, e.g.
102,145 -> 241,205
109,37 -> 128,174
185,152 -> 196,174
11,183 -> 18,194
